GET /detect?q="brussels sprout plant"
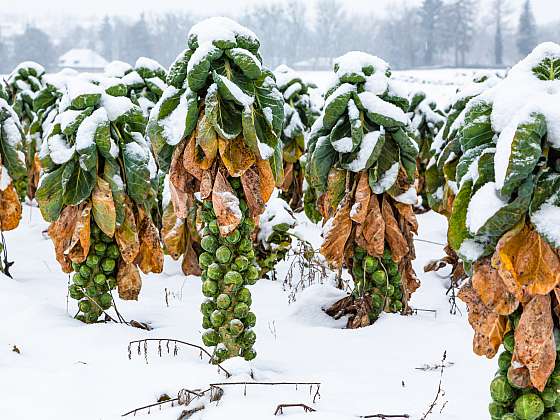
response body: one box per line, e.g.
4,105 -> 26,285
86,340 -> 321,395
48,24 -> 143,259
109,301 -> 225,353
148,17 -> 285,361
452,43 -> 560,419
36,77 -> 163,323
307,51 -> 420,328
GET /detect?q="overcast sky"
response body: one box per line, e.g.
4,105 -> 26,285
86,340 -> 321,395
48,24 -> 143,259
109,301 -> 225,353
1,0 -> 557,25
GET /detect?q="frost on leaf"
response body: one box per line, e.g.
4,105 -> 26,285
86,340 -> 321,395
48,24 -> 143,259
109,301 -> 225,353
320,195 -> 352,269
493,224 -> 560,301
117,262 -> 142,301
472,258 -> 519,316
0,183 -> 21,231
458,283 -> 508,358
212,170 -> 242,236
514,294 -> 556,391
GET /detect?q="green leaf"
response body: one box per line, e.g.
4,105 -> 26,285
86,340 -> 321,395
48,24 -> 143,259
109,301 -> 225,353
242,105 -> 260,157
348,99 -> 363,152
530,171 -> 560,214
254,75 -> 284,137
269,138 -> 284,186
532,56 -> 560,81
226,48 -> 261,80
455,144 -> 491,185
308,136 -> 336,193
460,101 -> 493,151
71,92 -> 101,111
369,134 -> 397,194
498,112 -> 546,197
448,179 -> 473,251
167,49 -> 193,88
323,84 -> 354,130
63,107 -> 94,137
205,84 -> 242,140
36,166 -> 65,222
473,150 -> 495,190
213,71 -> 253,106
62,158 -> 96,206
187,45 -> 223,92
122,140 -> 151,206
103,159 -> 126,225
33,85 -> 59,112
0,110 -> 27,182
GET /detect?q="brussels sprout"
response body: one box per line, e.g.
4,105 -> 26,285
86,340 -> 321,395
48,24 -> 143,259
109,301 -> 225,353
354,246 -> 366,259
208,220 -> 220,235
85,312 -> 99,323
514,393 -> 544,420
107,276 -> 117,289
79,300 -> 92,313
489,402 -> 507,419
540,387 -> 557,408
391,272 -> 402,285
542,413 -> 560,420
364,256 -> 378,273
72,262 -> 80,272
201,235 -> 219,253
386,284 -> 395,296
226,230 -> 241,244
92,273 -> 106,285
371,293 -> 384,308
237,288 -> 252,303
79,265 -> 92,279
242,347 -> 257,361
490,375 -> 516,404
214,344 -> 229,361
239,238 -> 252,253
203,200 -> 214,210
498,351 -> 512,372
94,242 -> 107,256
201,299 -> 216,316
202,329 -> 220,347
230,178 -> 242,190
224,271 -> 243,286
231,256 -> 248,272
246,249 -> 256,259
101,258 -> 116,273
239,198 -> 248,212
392,301 -> 403,312
246,265 -> 259,283
92,224 -> 101,239
352,264 -> 364,279
99,293 -> 112,309
372,270 -> 387,286
107,244 -> 120,259
216,293 -> 232,310
202,315 -> 212,329
383,248 -> 392,261
388,261 -> 399,276
207,263 -> 223,280
234,303 -> 249,319
76,314 -> 86,323
85,285 -> 98,297
100,232 -> 113,243
503,333 -> 515,353
201,210 -> 214,224
210,310 -> 226,328
69,284 -> 84,300
198,252 -> 213,269
202,280 -> 219,297
241,329 -> 256,348
73,272 -> 86,286
393,288 -> 403,300
244,312 -> 257,328
229,319 -> 245,336
241,218 -> 256,233
216,246 -> 232,264
501,414 -> 517,420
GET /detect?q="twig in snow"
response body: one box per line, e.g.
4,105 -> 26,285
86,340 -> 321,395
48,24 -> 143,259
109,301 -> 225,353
274,403 -> 316,415
415,361 -> 454,371
127,338 -> 231,378
359,415 -> 410,419
208,381 -> 321,403
419,351 -> 448,420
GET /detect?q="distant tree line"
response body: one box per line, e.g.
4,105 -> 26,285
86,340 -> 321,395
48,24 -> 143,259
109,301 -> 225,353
0,0 -> 549,74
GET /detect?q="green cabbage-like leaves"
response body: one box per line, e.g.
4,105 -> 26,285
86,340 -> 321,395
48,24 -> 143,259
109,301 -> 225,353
461,101 -> 493,150
36,165 -> 65,222
307,136 -> 336,193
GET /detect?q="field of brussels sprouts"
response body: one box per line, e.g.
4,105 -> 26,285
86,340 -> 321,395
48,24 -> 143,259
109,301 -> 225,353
3,20 -> 560,420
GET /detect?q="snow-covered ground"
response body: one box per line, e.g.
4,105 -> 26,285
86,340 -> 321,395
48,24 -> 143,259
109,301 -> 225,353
0,203 -> 494,420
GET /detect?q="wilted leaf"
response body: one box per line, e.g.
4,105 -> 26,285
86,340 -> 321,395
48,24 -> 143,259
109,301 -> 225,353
181,134 -> 203,181
92,177 -> 116,237
320,195 -> 352,268
212,170 -> 242,236
320,167 -> 346,220
218,136 -> 255,178
161,203 -> 186,260
0,183 -> 22,231
350,172 -> 370,224
494,225 -> 560,301
514,294 -> 556,391
182,239 -> 201,276
241,165 -> 265,217
115,197 -> 139,264
196,111 -> 218,169
200,170 -> 214,200
382,195 -> 408,262
356,195 -> 385,257
256,159 -> 275,203
117,262 -> 142,301
472,258 -> 519,316
458,284 -> 508,358
394,202 -> 418,234
280,162 -> 294,192
508,359 -> 532,389
66,202 -> 91,264
135,211 -> 163,274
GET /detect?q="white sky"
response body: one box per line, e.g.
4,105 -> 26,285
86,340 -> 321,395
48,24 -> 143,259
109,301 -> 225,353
0,0 -> 557,24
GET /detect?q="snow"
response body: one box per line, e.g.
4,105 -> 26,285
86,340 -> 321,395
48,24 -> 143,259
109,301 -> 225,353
125,141 -> 149,163
214,191 -> 242,221
257,197 -> 296,246
466,182 -> 507,234
136,57 -> 165,73
331,136 -> 353,153
358,91 -> 409,125
334,51 -> 389,79
105,60 -> 133,78
47,134 -> 75,164
121,71 -> 144,87
158,88 -> 191,146
531,201 -> 560,248
459,239 -> 485,262
273,65 -> 300,91
101,94 -> 135,121
76,108 -> 108,152
58,48 -> 108,70
8,61 -> 45,79
0,101 -> 23,147
371,161 -> 400,194
394,186 -> 419,205
283,81 -> 301,100
0,165 -> 12,191
66,79 -> 103,103
323,83 -> 355,110
346,131 -> 381,172
215,74 -> 253,106
257,140 -> 274,160
188,16 -> 258,48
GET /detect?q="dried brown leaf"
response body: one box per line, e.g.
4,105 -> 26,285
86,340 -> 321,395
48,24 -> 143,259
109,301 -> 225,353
472,258 -> 519,316
212,170 -> 242,236
394,202 -> 418,234
256,159 -> 275,203
458,284 -> 508,358
382,195 -> 409,262
182,133 -> 203,181
92,177 -> 116,237
182,238 -> 201,276
241,165 -> 265,218
280,162 -> 294,192
0,183 -> 22,231
218,136 -> 255,178
117,262 -> 142,300
514,294 -> 556,391
161,203 -> 186,260
200,170 -> 213,200
115,197 -> 139,264
66,202 -> 91,264
356,195 -> 385,257
320,196 -> 352,269
196,112 -> 218,170
350,172 -> 370,224
135,211 -> 164,274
